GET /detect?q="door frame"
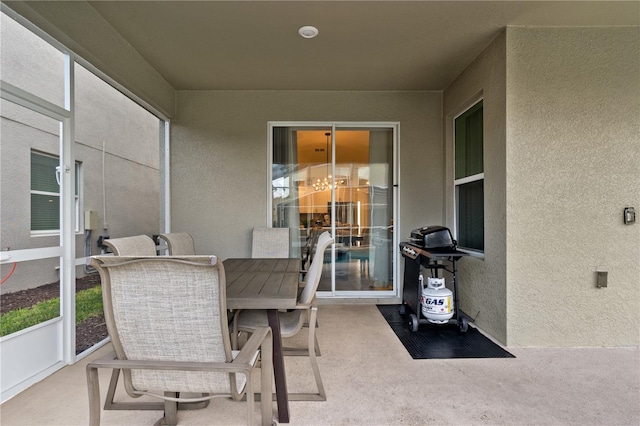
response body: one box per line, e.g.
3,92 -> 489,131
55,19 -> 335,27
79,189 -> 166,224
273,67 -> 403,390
267,121 -> 400,300
0,78 -> 73,402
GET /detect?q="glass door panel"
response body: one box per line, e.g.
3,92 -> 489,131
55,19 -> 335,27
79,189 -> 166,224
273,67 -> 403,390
333,129 -> 394,292
272,127 -> 333,290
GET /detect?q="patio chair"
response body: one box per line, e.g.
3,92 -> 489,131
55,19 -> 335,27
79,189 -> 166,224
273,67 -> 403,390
158,232 -> 196,255
301,228 -> 326,274
251,227 -> 290,258
87,256 -> 273,426
99,234 -> 158,410
102,235 -> 157,256
233,231 -> 333,401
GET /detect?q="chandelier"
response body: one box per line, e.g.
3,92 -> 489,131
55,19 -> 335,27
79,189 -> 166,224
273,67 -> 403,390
312,132 -> 344,191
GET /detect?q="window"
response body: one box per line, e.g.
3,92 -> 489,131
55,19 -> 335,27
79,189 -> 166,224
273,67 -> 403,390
454,100 -> 484,252
31,151 -> 79,232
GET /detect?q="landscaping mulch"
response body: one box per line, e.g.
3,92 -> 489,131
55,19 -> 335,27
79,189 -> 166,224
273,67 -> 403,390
1,274 -> 107,354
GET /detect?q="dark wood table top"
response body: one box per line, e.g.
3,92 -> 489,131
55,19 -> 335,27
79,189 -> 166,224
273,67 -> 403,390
223,258 -> 300,310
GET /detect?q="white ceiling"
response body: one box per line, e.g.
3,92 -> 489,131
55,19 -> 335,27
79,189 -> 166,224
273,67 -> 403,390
85,1 -> 639,91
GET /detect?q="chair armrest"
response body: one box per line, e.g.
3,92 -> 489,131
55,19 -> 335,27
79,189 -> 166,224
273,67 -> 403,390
88,334 -> 270,375
294,299 -> 317,310
88,352 -> 248,373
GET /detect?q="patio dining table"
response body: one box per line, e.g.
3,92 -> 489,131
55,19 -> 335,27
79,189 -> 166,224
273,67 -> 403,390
223,257 -> 300,424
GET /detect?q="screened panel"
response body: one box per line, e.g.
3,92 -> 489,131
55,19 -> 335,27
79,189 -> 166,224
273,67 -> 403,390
73,62 -> 164,354
0,12 -> 65,108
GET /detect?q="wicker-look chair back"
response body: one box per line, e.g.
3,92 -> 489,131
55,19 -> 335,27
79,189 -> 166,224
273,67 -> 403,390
251,227 -> 290,258
158,232 -> 196,255
299,231 -> 332,305
102,235 -> 157,256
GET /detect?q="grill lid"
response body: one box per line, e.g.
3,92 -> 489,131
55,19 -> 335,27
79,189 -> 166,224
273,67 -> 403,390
409,226 -> 456,250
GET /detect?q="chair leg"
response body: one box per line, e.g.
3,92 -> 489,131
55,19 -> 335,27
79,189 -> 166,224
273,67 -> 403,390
245,374 -> 254,426
308,310 -> 321,356
285,307 -> 326,401
287,311 -> 320,357
260,332 -> 274,426
162,393 -> 178,426
103,368 -> 119,409
87,363 -> 101,426
313,333 -> 322,357
307,306 -> 326,400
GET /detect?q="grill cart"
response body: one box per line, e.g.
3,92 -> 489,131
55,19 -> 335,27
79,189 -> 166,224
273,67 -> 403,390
399,226 -> 469,332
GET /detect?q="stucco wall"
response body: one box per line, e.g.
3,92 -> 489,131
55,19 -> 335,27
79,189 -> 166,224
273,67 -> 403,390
505,27 -> 640,347
443,31 -> 508,343
171,90 -> 443,262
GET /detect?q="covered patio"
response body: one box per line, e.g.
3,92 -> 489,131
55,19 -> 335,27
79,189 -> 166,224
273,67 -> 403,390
1,2 -> 638,423
2,304 -> 638,425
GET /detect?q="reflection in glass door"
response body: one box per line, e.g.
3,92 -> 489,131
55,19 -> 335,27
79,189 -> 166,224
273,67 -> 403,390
271,124 -> 396,297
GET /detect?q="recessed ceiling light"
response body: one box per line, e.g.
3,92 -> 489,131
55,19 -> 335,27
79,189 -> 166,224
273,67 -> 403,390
298,25 -> 319,39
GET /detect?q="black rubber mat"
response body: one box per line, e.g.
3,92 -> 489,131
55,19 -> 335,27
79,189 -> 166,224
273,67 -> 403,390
377,305 -> 514,359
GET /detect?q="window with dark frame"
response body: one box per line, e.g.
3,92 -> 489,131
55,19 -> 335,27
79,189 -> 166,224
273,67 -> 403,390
30,151 -> 79,232
454,100 -> 484,252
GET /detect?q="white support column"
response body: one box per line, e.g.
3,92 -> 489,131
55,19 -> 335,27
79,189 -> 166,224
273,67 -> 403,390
163,120 -> 171,233
61,53 -> 76,364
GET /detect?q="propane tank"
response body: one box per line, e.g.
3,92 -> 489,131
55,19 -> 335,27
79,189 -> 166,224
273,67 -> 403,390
420,275 -> 454,324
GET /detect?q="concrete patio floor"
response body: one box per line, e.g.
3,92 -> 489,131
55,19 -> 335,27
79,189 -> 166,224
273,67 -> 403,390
1,304 -> 639,425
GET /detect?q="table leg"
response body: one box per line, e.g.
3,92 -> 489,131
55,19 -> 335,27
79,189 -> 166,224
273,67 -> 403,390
267,309 -> 290,423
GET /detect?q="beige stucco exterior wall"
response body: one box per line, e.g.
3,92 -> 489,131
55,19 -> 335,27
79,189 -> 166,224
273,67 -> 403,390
443,26 -> 639,347
171,90 -> 443,262
443,31 -> 508,343
505,27 -> 640,347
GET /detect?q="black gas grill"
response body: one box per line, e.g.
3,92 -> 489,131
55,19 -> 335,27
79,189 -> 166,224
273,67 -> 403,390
399,226 -> 469,332
408,226 -> 457,251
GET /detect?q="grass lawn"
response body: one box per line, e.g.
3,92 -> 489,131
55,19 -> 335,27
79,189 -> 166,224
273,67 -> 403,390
0,286 -> 103,336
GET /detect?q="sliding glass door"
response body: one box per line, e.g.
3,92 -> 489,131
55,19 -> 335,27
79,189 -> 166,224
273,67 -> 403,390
270,123 -> 397,298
